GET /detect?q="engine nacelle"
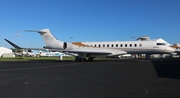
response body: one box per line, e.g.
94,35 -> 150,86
43,42 -> 67,50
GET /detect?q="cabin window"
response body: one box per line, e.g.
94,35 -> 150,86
107,44 -> 109,47
103,44 -> 105,47
116,44 -> 118,47
120,44 -> 123,47
99,44 -> 101,47
125,44 -> 127,47
156,43 -> 166,45
130,44 -> 132,47
134,44 -> 137,47
112,44 -> 114,47
94,44 -> 96,47
140,44 -> 142,47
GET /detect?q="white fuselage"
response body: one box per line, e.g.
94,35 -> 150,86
68,40 -> 174,54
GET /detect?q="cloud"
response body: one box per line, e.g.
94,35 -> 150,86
14,33 -> 21,37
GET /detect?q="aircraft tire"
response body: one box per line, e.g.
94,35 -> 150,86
88,57 -> 94,61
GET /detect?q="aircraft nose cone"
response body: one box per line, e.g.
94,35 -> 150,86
166,47 -> 175,52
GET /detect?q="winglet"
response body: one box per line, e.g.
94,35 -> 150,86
4,39 -> 22,49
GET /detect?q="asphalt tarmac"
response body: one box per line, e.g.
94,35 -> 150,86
0,59 -> 180,98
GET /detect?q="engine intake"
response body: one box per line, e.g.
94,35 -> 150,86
63,42 -> 67,49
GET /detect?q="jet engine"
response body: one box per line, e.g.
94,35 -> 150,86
43,42 -> 67,50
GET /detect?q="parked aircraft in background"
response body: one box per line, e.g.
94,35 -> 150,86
170,43 -> 180,57
5,29 -> 175,61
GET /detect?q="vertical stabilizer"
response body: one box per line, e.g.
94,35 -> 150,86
24,29 -> 65,49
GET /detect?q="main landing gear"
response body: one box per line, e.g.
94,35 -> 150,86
75,57 -> 94,62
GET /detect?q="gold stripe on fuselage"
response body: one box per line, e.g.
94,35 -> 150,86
72,42 -> 91,47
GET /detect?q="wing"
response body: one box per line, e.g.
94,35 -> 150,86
4,38 -> 45,50
63,48 -> 127,56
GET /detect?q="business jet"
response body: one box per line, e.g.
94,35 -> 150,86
170,43 -> 180,57
5,29 -> 175,61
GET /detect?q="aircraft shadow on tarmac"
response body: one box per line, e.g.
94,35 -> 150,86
151,59 -> 180,79
26,58 -> 180,79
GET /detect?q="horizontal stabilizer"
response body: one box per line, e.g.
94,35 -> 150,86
23,29 -> 50,33
23,30 -> 43,32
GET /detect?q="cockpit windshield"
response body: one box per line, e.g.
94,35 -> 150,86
156,43 -> 166,45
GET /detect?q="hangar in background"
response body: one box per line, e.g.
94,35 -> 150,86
0,47 -> 14,57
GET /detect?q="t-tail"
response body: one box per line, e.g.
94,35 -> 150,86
24,29 -> 67,50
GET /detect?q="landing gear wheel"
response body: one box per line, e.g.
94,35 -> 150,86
75,57 -> 86,62
88,57 -> 94,61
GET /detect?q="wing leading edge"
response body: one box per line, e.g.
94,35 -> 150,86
63,48 -> 127,56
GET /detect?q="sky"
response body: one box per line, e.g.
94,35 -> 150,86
0,0 -> 180,48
